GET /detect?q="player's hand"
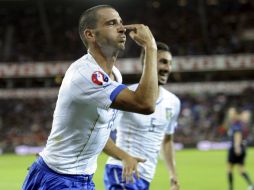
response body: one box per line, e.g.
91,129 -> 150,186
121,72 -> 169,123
124,24 -> 156,49
170,178 -> 180,190
121,155 -> 146,183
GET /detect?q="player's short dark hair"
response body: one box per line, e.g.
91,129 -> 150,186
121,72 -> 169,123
140,41 -> 171,64
157,42 -> 170,52
79,5 -> 114,48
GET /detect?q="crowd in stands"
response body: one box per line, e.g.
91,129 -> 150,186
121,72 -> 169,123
175,87 -> 254,146
0,0 -> 254,62
0,0 -> 254,153
0,98 -> 55,152
1,88 -> 253,153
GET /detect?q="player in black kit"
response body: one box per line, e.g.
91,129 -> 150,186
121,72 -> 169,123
226,107 -> 253,190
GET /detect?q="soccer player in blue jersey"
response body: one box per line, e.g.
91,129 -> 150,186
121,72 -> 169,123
22,5 -> 159,190
104,42 -> 180,190
226,107 -> 253,190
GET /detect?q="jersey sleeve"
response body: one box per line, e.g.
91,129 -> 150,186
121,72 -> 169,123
165,98 -> 181,135
70,65 -> 127,110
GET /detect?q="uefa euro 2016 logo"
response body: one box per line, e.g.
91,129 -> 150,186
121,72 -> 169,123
91,71 -> 109,85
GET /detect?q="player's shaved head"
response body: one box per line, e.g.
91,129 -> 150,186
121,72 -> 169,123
79,5 -> 115,48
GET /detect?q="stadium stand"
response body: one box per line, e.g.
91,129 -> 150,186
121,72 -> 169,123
0,0 -> 254,61
0,0 -> 254,153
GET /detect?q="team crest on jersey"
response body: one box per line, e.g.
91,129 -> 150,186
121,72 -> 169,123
91,71 -> 109,85
166,108 -> 172,120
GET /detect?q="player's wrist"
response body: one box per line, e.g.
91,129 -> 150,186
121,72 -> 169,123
144,43 -> 157,51
117,150 -> 130,161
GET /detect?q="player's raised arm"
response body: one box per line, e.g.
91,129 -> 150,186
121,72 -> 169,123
110,24 -> 158,114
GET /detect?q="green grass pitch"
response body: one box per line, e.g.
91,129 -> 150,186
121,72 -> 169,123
0,148 -> 253,190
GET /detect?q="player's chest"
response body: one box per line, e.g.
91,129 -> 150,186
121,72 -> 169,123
130,104 -> 174,131
96,108 -> 117,129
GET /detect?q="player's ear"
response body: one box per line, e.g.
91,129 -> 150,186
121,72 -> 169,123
84,29 -> 95,43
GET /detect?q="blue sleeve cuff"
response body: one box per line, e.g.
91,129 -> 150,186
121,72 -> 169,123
110,84 -> 127,102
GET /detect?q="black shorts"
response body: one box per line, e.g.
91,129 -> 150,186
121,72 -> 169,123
227,145 -> 246,165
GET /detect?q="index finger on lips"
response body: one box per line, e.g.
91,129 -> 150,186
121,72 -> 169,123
124,25 -> 138,31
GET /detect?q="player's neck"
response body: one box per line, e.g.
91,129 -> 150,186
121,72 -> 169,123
88,48 -> 118,75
